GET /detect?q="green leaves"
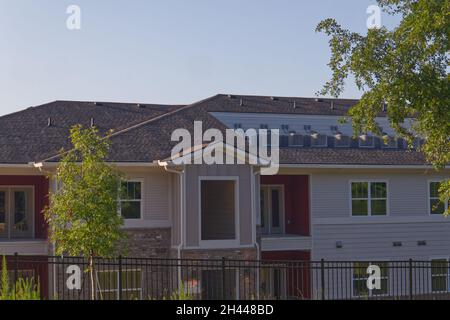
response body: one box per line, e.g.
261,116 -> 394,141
45,125 -> 126,258
317,0 -> 449,215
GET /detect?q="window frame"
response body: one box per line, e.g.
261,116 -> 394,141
428,180 -> 449,216
119,179 -> 144,221
349,180 -> 389,217
198,176 -> 240,248
430,257 -> 450,294
260,185 -> 285,235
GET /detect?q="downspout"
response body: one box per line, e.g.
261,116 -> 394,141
160,162 -> 185,291
253,168 -> 261,299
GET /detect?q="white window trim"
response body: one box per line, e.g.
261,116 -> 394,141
428,180 -> 449,216
0,186 -> 35,240
351,260 -> 391,298
260,184 -> 285,235
349,180 -> 390,217
198,176 -> 240,248
119,179 -> 144,222
429,257 -> 450,294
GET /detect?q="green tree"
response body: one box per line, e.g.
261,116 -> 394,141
316,0 -> 449,214
44,125 -> 126,300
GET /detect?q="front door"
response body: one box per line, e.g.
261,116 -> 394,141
260,186 -> 284,235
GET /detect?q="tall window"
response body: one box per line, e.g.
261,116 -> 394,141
260,186 -> 284,235
353,262 -> 389,297
201,179 -> 236,241
429,182 -> 448,215
0,187 -> 33,239
431,259 -> 449,293
351,182 -> 387,216
120,181 -> 142,219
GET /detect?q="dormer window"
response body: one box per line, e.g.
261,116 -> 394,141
359,135 -> 375,148
311,132 -> 327,147
288,132 -> 303,147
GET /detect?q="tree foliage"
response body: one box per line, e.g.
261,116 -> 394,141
45,125 -> 125,258
44,125 -> 126,299
317,0 -> 449,214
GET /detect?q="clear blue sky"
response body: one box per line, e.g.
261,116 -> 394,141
0,0 -> 398,116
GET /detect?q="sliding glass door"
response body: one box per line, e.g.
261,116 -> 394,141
0,187 -> 34,239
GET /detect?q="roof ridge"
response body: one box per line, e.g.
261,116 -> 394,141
37,94 -> 221,163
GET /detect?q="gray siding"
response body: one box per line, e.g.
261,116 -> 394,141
311,171 -> 450,260
185,164 -> 253,247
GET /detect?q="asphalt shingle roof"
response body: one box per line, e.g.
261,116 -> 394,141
0,94 -> 429,166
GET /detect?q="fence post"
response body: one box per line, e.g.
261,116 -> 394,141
320,259 -> 325,300
408,259 -> 413,300
222,257 -> 226,300
118,255 -> 123,301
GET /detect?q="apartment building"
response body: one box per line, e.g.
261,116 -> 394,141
0,94 -> 448,298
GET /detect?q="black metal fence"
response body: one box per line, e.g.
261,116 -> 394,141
2,254 -> 450,300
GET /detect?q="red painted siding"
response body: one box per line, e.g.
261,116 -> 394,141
262,250 -> 311,299
261,175 -> 310,236
0,175 -> 49,239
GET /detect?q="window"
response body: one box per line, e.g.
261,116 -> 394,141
431,259 -> 449,293
311,133 -> 327,147
201,179 -> 236,241
260,186 -> 284,235
120,181 -> 142,219
359,135 -> 374,148
353,262 -> 389,298
351,182 -> 387,216
97,270 -> 142,300
0,187 -> 33,239
429,181 -> 448,215
233,123 -> 242,129
201,270 -> 237,300
288,133 -> 303,147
